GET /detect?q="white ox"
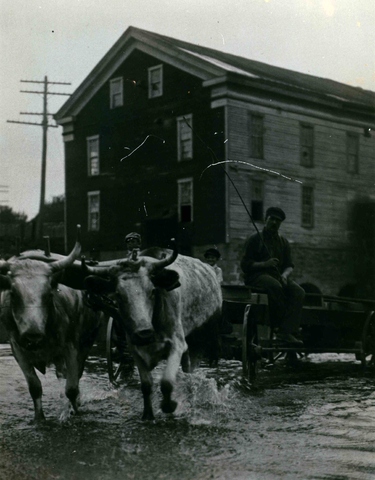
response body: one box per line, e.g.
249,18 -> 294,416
83,245 -> 222,420
0,227 -> 103,422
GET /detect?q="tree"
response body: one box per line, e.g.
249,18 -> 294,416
0,206 -> 27,223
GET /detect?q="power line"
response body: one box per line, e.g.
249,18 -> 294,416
6,76 -> 71,239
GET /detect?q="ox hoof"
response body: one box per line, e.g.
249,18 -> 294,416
33,413 -> 46,424
142,411 -> 155,421
161,399 -> 178,414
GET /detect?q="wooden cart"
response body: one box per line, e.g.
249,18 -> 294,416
221,285 -> 375,383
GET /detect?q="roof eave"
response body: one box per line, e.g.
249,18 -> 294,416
204,71 -> 375,117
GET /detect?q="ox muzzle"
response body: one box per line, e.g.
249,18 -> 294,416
18,329 -> 47,351
14,311 -> 49,351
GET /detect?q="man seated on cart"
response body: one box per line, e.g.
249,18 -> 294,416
240,206 -> 305,346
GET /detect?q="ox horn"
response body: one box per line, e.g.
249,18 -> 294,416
43,236 -> 51,257
81,256 -> 111,277
151,239 -> 178,271
50,225 -> 82,272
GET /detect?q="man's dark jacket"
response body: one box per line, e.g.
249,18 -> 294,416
240,230 -> 294,285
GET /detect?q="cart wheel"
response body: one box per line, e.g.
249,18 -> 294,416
242,305 -> 260,383
362,311 -> 375,368
106,316 -> 124,384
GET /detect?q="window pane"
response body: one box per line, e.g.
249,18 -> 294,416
88,137 -> 99,176
250,179 -> 264,221
250,115 -> 264,158
88,193 -> 100,231
110,78 -> 123,108
148,65 -> 163,98
178,180 -> 193,223
302,186 -> 314,227
180,181 -> 192,203
177,116 -> 193,160
300,125 -> 314,167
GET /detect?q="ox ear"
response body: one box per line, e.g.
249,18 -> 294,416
0,274 -> 11,291
151,268 -> 181,291
50,272 -> 62,289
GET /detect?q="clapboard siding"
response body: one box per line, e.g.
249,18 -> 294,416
225,100 -> 374,256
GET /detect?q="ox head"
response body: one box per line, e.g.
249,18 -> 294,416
0,225 -> 82,350
82,243 -> 180,346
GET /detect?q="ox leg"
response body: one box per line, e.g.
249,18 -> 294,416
12,342 -> 45,422
132,353 -> 154,420
64,344 -> 80,415
160,341 -> 186,414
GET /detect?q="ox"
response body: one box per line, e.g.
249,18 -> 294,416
83,244 -> 222,420
0,227 -> 103,422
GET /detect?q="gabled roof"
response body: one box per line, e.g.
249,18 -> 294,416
55,26 -> 375,122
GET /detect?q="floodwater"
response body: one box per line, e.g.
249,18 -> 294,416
1,347 -> 375,480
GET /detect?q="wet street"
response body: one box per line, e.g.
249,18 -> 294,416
1,346 -> 375,480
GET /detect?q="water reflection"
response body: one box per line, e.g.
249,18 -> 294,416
1,350 -> 375,479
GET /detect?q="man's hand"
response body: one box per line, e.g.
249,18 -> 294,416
280,274 -> 288,286
280,267 -> 293,286
264,258 -> 279,268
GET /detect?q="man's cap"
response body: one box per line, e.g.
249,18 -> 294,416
265,207 -> 286,221
124,232 -> 141,242
204,248 -> 221,259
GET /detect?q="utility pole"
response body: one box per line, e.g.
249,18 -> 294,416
7,76 -> 71,240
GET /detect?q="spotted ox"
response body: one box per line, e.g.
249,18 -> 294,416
0,227 -> 103,422
83,244 -> 222,420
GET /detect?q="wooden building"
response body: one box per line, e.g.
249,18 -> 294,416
54,27 -> 375,295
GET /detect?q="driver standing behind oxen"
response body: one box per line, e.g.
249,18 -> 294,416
124,232 -> 142,256
240,206 -> 305,346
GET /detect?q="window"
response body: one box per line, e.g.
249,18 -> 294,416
178,178 -> 193,222
250,179 -> 264,221
88,191 -> 100,231
109,77 -> 123,108
87,136 -> 99,176
347,133 -> 359,173
249,113 -> 264,158
148,65 -> 163,98
301,186 -> 314,227
300,124 -> 314,167
177,115 -> 193,160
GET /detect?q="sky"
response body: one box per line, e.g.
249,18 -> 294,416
1,0 -> 374,220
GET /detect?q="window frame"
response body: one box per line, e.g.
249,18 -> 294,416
249,177 -> 264,222
109,77 -> 123,109
249,112 -> 264,159
177,178 -> 193,223
148,64 -> 163,98
346,132 -> 359,174
300,123 -> 314,167
301,185 -> 314,228
87,191 -> 100,232
87,135 -> 100,177
177,114 -> 193,161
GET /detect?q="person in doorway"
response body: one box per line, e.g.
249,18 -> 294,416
124,232 -> 141,256
240,207 -> 305,345
204,248 -> 223,284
